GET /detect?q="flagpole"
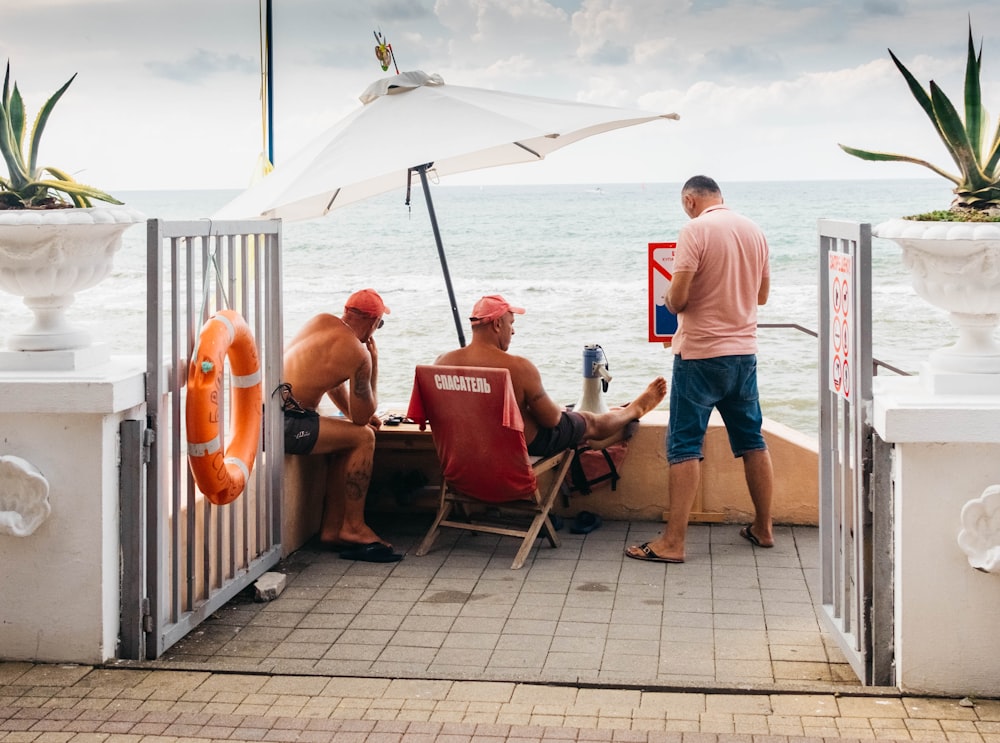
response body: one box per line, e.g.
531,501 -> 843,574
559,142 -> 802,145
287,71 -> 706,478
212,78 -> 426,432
265,0 -> 274,166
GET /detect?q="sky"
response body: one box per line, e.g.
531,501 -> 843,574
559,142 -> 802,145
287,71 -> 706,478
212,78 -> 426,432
3,0 -> 1000,192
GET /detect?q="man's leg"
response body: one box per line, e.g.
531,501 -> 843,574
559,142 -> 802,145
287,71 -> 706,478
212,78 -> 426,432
312,418 -> 383,546
582,377 -> 667,444
318,453 -> 347,544
742,448 -> 774,546
625,458 -> 699,562
625,356 -> 710,563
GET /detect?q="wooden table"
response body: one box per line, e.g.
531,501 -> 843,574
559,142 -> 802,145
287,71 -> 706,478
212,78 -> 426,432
371,419 -> 440,509
375,419 -> 436,452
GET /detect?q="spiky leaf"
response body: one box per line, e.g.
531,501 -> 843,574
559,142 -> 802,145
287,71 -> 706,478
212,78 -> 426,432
27,73 -> 75,176
965,24 -> 984,162
838,144 -> 960,184
0,62 -> 122,210
840,24 -> 1000,215
930,81 -> 987,188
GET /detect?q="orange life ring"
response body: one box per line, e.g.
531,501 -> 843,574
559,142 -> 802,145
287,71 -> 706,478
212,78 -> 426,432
185,309 -> 263,506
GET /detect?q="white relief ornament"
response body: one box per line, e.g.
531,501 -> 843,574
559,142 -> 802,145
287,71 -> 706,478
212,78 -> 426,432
958,484 -> 1000,574
0,455 -> 51,537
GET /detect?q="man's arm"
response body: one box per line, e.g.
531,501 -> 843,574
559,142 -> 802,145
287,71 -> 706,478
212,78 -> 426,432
367,336 -> 378,397
666,270 -> 695,314
519,360 -> 563,429
758,274 -> 770,305
346,352 -> 377,426
327,383 -> 351,416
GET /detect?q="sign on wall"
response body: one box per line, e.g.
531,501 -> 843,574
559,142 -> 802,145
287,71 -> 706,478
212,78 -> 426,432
648,242 -> 678,343
828,251 -> 853,401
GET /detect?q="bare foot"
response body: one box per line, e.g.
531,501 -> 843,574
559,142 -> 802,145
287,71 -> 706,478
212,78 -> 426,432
332,525 -> 391,549
627,377 -> 668,418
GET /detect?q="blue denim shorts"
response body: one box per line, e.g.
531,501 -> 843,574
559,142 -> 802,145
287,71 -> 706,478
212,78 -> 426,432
667,354 -> 766,464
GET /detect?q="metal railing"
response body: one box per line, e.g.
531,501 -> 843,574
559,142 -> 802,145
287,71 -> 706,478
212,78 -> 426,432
816,219 -> 894,686
120,218 -> 285,660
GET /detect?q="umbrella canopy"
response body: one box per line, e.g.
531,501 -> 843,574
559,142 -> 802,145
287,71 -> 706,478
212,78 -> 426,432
215,71 -> 678,221
214,70 -> 680,342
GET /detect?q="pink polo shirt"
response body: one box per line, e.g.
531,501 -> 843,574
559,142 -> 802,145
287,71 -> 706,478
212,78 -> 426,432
672,204 -> 769,359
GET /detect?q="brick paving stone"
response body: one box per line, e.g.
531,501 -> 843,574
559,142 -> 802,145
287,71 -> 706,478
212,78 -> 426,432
5,522 -> 1000,743
706,695 -> 773,715
940,721 -> 982,733
769,695 -> 840,717
975,702 -> 1000,722
903,700 -> 979,721
939,733 -> 986,743
837,698 -> 909,719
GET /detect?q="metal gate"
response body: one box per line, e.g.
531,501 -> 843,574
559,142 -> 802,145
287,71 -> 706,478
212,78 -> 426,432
120,218 -> 285,660
817,219 -> 894,686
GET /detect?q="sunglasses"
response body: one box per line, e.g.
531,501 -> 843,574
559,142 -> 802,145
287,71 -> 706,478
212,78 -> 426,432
376,318 -> 385,330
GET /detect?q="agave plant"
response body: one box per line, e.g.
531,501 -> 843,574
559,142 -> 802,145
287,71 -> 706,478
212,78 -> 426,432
0,61 -> 122,209
840,23 -> 1000,217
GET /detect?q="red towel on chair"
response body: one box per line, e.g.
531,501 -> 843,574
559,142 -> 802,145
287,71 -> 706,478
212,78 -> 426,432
408,366 -> 537,503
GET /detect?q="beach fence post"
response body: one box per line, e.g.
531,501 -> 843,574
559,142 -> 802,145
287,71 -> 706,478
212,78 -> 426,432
126,218 -> 285,660
817,219 -> 893,686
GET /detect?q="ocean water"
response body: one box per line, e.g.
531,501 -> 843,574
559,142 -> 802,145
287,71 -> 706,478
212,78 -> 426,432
0,179 -> 956,436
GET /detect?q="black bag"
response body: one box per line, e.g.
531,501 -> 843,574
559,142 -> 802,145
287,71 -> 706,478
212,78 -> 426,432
565,443 -> 627,495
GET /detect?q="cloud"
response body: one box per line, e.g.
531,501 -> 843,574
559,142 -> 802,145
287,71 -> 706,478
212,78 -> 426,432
145,49 -> 257,84
863,0 -> 904,16
6,0 -> 1000,189
433,0 -> 571,77
695,44 -> 785,81
582,41 -> 631,66
370,0 -> 435,21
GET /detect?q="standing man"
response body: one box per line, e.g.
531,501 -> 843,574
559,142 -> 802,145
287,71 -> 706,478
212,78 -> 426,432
434,294 -> 667,456
281,288 -> 402,562
626,176 -> 774,564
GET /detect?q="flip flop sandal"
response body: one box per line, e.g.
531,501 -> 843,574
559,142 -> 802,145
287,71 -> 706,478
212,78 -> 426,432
624,542 -> 684,564
339,542 -> 404,563
570,510 -> 602,534
739,524 -> 774,548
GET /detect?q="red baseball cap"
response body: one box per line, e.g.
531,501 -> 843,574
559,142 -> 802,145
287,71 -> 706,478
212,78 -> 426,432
470,294 -> 525,325
345,288 -> 390,317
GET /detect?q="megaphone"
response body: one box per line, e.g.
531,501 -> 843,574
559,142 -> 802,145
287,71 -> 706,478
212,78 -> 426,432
574,344 -> 612,414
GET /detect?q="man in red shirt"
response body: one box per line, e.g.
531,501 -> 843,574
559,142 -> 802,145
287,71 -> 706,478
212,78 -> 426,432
435,295 -> 667,456
626,176 -> 774,564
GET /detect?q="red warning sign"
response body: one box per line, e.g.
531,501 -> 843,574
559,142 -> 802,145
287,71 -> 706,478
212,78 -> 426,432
828,252 -> 852,401
648,242 -> 678,343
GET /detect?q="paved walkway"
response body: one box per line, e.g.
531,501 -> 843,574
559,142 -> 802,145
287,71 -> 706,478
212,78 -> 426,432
153,522 -> 853,689
3,521 -> 998,741
2,662 -> 998,741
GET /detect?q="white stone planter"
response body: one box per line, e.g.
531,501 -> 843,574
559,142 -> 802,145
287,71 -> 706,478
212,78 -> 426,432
0,206 -> 145,351
875,219 -> 1000,374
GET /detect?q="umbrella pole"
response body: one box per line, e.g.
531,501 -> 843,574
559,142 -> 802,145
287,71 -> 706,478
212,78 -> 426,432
416,164 -> 466,347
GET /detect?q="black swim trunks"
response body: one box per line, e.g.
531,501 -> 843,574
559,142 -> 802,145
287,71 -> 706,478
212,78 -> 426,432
277,383 -> 320,455
284,408 -> 320,454
527,410 -> 586,458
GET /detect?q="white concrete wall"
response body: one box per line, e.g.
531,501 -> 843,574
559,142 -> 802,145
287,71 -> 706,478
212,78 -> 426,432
0,358 -> 145,663
874,375 -> 1000,697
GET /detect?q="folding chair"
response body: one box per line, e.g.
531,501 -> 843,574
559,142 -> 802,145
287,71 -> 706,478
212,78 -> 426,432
407,365 -> 574,569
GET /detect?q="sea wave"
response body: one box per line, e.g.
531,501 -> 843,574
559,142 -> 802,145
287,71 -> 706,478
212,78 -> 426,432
0,179 -> 956,436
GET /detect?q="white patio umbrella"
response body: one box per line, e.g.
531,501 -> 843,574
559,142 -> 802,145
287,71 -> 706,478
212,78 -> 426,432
214,70 -> 680,344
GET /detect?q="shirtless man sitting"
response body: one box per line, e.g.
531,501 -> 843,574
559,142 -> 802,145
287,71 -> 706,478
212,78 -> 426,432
434,295 -> 668,456
282,288 -> 402,562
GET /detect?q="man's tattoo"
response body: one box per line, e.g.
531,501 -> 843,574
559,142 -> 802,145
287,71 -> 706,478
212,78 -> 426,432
344,454 -> 372,502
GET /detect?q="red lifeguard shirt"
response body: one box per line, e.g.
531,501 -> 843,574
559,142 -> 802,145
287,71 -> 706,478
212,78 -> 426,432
672,204 -> 770,360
